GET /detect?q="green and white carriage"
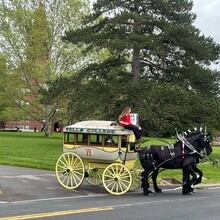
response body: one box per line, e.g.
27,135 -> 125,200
55,120 -> 143,195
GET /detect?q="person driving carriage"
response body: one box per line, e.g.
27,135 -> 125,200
118,106 -> 142,142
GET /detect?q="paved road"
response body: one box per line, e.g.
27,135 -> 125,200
0,165 -> 110,202
1,165 -> 220,203
1,165 -> 220,219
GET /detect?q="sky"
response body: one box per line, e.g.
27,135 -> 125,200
192,0 -> 220,70
192,0 -> 220,42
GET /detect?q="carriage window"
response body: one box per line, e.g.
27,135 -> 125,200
64,133 -> 75,144
76,134 -> 88,144
104,135 -> 118,147
90,134 -> 103,146
121,135 -> 128,148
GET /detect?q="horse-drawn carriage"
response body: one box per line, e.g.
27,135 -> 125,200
55,120 -> 143,195
55,120 -> 214,196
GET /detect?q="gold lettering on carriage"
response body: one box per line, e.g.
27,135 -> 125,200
85,148 -> 92,157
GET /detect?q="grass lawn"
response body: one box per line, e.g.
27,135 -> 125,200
0,131 -> 219,183
0,131 -> 63,170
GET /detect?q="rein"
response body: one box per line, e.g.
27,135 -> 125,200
141,128 -> 171,145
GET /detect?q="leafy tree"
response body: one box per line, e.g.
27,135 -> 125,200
62,0 -> 220,134
0,0 -> 90,136
0,55 -> 11,124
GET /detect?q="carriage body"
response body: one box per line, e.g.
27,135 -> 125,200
55,120 -> 143,195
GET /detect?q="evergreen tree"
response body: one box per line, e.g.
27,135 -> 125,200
63,0 -> 220,134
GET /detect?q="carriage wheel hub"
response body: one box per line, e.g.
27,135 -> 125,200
114,175 -> 120,182
67,167 -> 73,173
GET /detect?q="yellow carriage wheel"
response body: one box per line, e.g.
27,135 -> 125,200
55,152 -> 85,189
85,168 -> 104,186
102,163 -> 132,195
129,162 -> 143,191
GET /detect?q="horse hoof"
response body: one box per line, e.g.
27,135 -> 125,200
155,189 -> 162,193
183,191 -> 194,195
143,190 -> 153,196
191,189 -> 196,194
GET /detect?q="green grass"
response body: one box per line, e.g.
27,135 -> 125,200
0,132 -> 219,183
0,131 -> 63,170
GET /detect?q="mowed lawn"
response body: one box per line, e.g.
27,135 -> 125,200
0,131 -> 219,183
0,131 -> 63,170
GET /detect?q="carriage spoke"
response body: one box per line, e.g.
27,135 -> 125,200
57,165 -> 68,172
118,181 -> 125,192
85,168 -> 104,186
71,170 -> 83,181
70,172 -> 80,186
58,159 -> 69,169
110,181 -> 117,192
62,156 -> 69,167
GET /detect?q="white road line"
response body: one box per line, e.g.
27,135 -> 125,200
8,193 -> 108,204
0,174 -> 53,182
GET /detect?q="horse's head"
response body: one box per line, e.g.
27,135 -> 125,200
185,131 -> 213,155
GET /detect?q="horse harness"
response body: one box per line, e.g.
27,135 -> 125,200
140,144 -> 177,170
140,132 -> 208,174
161,144 -> 175,158
140,146 -> 155,167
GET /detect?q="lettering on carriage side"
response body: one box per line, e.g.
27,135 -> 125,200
87,128 -> 115,134
66,128 -> 83,132
85,148 -> 93,157
66,128 -> 116,134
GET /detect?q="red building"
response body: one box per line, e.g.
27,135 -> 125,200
3,120 -> 43,132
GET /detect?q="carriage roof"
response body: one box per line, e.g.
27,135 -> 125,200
63,120 -> 133,135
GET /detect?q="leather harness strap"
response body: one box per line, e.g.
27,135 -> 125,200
182,140 -> 185,159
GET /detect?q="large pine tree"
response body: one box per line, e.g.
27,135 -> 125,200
63,0 -> 220,134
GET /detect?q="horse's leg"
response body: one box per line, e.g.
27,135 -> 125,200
192,165 -> 203,185
182,165 -> 197,195
183,169 -> 196,194
141,171 -> 153,195
182,168 -> 192,195
152,168 -> 162,193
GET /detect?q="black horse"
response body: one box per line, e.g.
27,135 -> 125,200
138,131 -> 212,195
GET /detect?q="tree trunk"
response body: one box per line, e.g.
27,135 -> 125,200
132,47 -> 141,82
44,105 -> 56,138
45,117 -> 53,137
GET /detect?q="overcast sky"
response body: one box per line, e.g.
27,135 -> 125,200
192,0 -> 220,43
192,0 -> 220,69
